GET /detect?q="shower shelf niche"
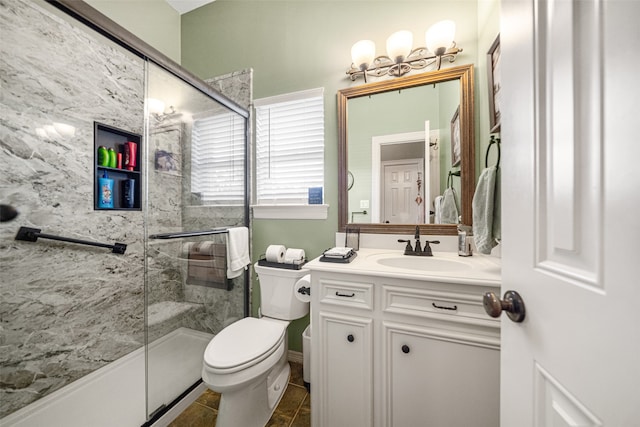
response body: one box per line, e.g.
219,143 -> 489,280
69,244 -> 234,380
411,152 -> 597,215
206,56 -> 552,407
94,122 -> 142,211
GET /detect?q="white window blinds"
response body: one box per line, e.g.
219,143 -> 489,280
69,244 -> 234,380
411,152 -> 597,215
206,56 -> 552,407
191,112 -> 245,203
255,88 -> 324,204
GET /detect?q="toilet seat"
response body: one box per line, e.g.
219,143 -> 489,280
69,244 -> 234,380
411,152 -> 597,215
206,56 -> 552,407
204,317 -> 286,373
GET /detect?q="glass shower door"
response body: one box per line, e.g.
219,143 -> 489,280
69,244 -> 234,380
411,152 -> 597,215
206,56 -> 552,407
144,62 -> 248,420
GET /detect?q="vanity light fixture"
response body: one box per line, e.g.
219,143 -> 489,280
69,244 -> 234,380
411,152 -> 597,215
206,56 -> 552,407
347,20 -> 462,82
147,98 -> 179,122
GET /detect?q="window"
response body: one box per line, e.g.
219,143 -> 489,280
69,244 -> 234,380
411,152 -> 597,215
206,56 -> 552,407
191,111 -> 245,204
254,88 -> 325,212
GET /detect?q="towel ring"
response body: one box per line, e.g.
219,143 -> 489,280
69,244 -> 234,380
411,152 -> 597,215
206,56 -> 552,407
447,170 -> 460,188
485,136 -> 501,168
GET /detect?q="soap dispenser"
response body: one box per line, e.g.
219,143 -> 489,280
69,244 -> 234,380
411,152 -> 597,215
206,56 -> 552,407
457,225 -> 473,257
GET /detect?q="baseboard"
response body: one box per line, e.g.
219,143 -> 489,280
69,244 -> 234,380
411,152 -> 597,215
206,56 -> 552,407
287,350 -> 303,364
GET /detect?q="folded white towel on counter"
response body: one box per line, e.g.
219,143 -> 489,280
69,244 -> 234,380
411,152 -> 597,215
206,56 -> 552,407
440,187 -> 459,224
472,166 -> 500,254
226,226 -> 250,279
323,247 -> 354,258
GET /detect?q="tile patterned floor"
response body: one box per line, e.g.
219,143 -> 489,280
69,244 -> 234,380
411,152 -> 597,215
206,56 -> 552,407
168,362 -> 310,427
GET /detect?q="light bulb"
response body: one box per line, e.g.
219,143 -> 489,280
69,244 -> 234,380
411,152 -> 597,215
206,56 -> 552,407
351,40 -> 376,71
386,30 -> 413,63
426,20 -> 456,55
53,122 -> 76,137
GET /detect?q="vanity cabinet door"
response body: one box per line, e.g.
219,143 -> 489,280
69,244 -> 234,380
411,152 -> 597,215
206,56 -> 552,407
317,312 -> 373,427
382,322 -> 500,427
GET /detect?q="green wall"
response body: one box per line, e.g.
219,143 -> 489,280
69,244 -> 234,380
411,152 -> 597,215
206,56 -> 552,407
181,0 -> 484,352
85,0 -> 181,63
477,0 -> 502,171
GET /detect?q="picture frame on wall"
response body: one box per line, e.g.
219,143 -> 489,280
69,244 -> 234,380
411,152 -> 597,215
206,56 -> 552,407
487,34 -> 501,133
450,106 -> 461,167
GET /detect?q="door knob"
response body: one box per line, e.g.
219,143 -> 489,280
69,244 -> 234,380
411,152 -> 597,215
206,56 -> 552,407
483,290 -> 526,323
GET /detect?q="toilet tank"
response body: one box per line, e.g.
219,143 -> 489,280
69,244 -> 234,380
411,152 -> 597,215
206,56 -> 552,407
254,263 -> 310,320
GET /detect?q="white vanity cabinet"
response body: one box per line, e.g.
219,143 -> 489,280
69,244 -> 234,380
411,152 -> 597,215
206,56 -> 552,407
308,254 -> 501,427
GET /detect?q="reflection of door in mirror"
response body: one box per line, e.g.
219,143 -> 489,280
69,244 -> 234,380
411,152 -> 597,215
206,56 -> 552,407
381,159 -> 423,223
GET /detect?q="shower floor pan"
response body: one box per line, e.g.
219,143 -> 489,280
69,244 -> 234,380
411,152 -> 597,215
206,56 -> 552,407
1,327 -> 212,427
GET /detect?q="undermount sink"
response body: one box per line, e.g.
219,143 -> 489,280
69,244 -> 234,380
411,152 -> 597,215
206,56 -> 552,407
375,255 -> 473,272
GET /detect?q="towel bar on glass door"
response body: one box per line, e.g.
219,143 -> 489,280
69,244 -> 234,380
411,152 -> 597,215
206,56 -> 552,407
148,228 -> 229,240
15,226 -> 127,254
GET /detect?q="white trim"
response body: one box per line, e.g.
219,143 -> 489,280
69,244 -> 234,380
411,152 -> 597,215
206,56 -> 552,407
287,350 -> 304,364
252,204 -> 329,220
253,87 -> 324,107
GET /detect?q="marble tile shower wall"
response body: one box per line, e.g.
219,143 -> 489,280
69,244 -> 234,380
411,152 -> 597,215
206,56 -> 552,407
0,0 -> 145,418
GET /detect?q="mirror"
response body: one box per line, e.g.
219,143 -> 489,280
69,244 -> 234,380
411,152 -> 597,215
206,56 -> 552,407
338,64 -> 475,235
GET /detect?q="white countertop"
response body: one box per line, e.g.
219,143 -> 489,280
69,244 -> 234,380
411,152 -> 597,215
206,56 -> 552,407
305,248 -> 501,286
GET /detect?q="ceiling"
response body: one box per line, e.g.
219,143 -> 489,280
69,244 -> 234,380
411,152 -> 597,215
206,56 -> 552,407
165,0 -> 216,15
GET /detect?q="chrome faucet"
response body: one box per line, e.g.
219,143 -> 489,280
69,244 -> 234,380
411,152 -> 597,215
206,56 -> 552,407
398,226 -> 440,256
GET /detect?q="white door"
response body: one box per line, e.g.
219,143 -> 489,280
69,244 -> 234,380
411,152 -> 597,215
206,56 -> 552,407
381,160 -> 422,223
499,0 -> 640,425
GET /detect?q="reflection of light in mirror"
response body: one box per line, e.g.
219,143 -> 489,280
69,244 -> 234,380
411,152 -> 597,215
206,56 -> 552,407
53,122 -> 76,137
43,124 -> 61,139
38,122 -> 76,139
147,97 -> 166,114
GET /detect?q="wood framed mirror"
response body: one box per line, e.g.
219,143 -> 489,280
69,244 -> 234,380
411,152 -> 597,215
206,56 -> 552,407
337,64 -> 475,235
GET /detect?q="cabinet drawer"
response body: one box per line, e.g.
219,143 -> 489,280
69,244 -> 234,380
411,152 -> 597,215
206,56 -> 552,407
318,279 -> 374,311
382,285 -> 498,326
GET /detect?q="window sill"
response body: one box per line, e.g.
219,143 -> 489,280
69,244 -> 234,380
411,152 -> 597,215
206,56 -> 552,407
252,204 -> 329,220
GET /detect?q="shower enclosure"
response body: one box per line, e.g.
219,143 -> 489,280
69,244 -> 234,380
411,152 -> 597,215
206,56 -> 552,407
0,1 -> 249,425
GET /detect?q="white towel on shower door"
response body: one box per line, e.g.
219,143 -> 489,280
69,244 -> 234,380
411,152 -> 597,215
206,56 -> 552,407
226,226 -> 250,279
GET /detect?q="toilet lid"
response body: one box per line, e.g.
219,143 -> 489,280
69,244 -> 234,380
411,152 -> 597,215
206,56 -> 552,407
204,317 -> 286,370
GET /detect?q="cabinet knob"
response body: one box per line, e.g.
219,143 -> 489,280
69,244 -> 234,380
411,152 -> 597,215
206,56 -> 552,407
401,344 -> 410,354
483,290 -> 526,323
347,334 -> 355,343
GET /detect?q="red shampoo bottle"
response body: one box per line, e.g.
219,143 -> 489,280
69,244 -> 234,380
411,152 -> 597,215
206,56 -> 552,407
124,142 -> 137,171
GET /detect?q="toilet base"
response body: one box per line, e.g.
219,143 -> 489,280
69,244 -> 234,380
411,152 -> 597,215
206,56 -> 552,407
214,358 -> 290,427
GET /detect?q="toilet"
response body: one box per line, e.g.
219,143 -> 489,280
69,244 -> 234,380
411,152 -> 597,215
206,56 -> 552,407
202,263 -> 310,427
